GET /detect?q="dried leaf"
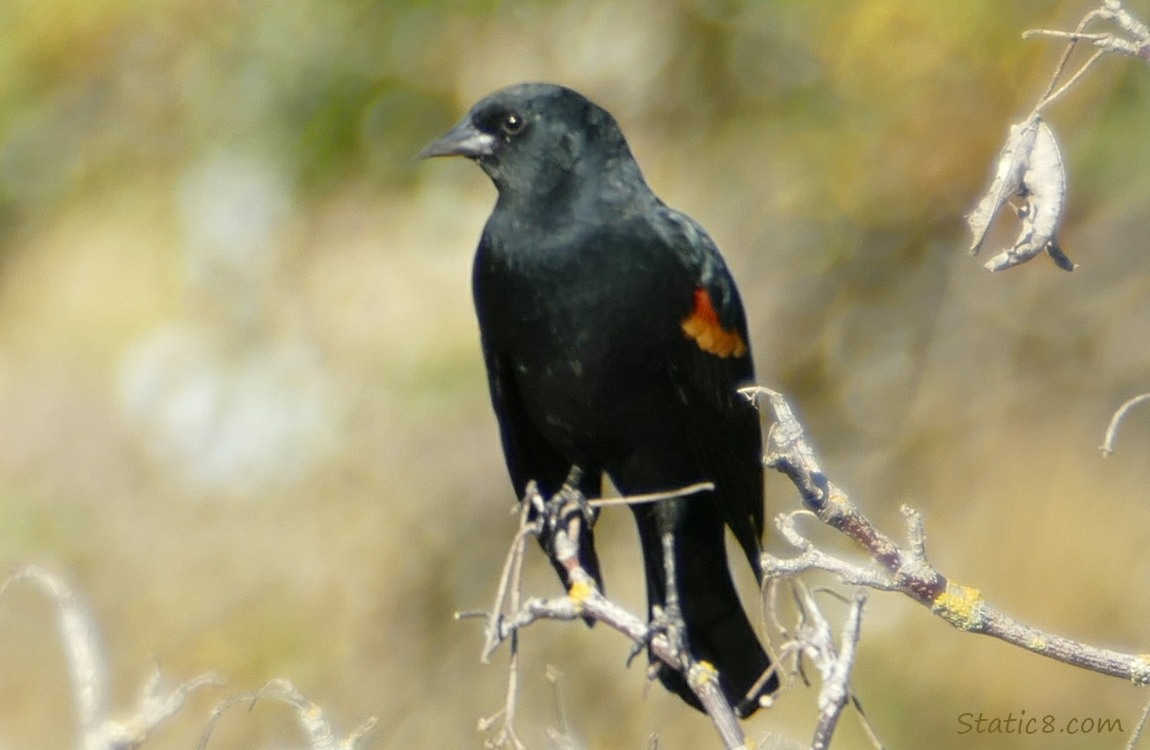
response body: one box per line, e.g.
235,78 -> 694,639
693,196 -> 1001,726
966,116 -> 1074,272
967,118 -> 1039,256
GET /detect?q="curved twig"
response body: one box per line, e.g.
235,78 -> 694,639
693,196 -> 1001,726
1100,392 -> 1150,455
744,386 -> 1150,688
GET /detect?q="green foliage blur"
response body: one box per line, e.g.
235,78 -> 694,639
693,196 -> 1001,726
1,0 -> 1149,747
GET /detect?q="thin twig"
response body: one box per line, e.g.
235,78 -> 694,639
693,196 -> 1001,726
852,694 -> 886,750
473,489 -> 536,749
0,565 -> 108,739
1035,47 -> 1108,111
0,565 -> 226,750
588,482 -> 714,508
1126,694 -> 1150,750
1026,10 -> 1150,63
763,579 -> 880,749
1100,393 -> 1150,455
810,591 -> 867,750
1030,7 -> 1107,110
198,679 -> 376,750
468,480 -> 750,749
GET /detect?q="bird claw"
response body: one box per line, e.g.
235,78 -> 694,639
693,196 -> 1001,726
529,467 -> 598,560
553,485 -> 597,531
554,466 -> 596,519
629,603 -> 689,670
626,611 -> 663,667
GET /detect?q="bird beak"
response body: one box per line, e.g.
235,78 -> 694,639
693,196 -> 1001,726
418,118 -> 497,159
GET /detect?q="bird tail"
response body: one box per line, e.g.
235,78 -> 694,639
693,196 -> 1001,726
638,500 -> 777,717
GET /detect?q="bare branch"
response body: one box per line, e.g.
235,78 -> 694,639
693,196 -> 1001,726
0,565 -> 225,750
1025,0 -> 1150,67
465,488 -> 537,749
1030,7 -> 1110,105
810,590 -> 867,750
472,383 -> 1150,748
543,665 -> 579,750
198,679 -> 377,750
0,565 -> 108,739
1034,47 -> 1109,111
94,667 -> 225,750
476,644 -> 527,750
1127,695 -> 1150,750
589,482 -> 714,508
1100,392 -> 1150,455
763,579 -> 880,749
746,387 -> 1150,688
465,480 -> 752,750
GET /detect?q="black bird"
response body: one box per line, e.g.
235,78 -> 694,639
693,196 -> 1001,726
421,82 -> 777,717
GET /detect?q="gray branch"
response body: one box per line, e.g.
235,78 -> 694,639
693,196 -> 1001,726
198,679 -> 377,750
465,480 -> 751,750
0,565 -> 225,750
810,590 -> 867,750
744,386 -> 1150,688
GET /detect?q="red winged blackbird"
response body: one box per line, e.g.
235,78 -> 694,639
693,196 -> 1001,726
421,83 -> 777,717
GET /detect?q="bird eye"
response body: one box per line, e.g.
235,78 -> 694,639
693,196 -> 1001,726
499,112 -> 526,136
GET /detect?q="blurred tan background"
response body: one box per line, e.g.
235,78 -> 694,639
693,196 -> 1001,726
1,0 -> 1150,747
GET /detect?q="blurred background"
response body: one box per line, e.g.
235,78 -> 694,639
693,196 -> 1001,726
1,0 -> 1149,747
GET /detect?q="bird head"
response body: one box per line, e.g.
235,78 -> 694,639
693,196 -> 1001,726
419,83 -> 636,200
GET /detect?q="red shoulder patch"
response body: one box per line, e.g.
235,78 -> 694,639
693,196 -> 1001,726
680,287 -> 747,358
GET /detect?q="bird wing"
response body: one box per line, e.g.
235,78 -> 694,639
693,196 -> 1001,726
473,233 -> 604,592
657,209 -> 766,577
479,337 -> 569,497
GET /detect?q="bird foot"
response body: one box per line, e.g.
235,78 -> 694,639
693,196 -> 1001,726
627,601 -> 689,670
529,467 -> 597,562
551,466 -> 597,524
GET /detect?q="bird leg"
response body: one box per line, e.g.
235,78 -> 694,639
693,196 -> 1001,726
658,530 -> 689,664
536,466 -> 598,593
627,531 -> 692,671
536,467 -> 585,544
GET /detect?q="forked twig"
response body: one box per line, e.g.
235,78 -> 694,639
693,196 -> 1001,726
198,679 -> 377,750
810,590 -> 867,750
0,565 -> 225,750
462,478 -> 750,750
744,386 -> 1150,686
